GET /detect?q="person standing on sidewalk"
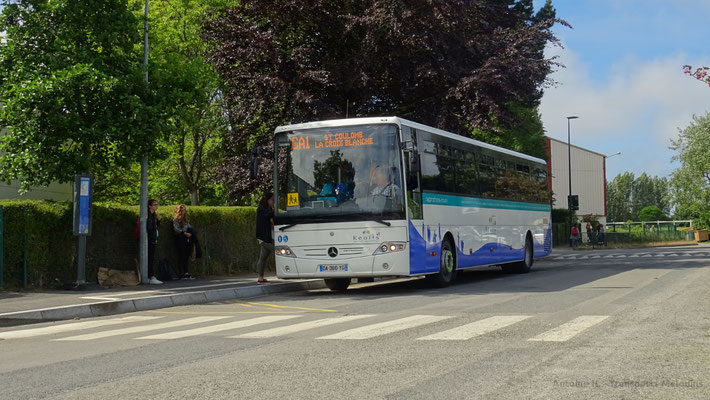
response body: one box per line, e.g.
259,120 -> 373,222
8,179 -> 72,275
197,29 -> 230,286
255,192 -> 275,283
146,199 -> 163,285
173,204 -> 197,280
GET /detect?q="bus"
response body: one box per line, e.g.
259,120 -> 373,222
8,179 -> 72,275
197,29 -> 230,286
271,117 -> 552,291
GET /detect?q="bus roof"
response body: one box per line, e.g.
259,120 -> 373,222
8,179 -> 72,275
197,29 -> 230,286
274,116 -> 546,165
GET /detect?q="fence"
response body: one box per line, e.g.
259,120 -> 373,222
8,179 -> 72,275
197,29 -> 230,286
551,222 -> 692,248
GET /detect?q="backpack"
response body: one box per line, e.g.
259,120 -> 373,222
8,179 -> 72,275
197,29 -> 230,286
159,259 -> 180,281
134,219 -> 141,242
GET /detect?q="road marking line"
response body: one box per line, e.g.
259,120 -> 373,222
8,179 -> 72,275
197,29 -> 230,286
668,253 -> 678,257
317,315 -> 451,340
54,316 -> 230,341
654,254 -> 665,257
0,316 -> 160,340
590,255 -> 600,259
417,315 -> 531,341
232,315 -> 376,338
528,315 -> 609,342
578,256 -> 588,259
616,255 -> 626,258
554,257 -> 566,260
629,254 -> 639,258
135,315 -> 301,340
241,301 -> 338,313
146,310 -> 302,315
641,254 -> 652,257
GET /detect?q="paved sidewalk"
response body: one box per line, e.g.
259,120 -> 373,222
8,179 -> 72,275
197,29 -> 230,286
0,275 -> 325,325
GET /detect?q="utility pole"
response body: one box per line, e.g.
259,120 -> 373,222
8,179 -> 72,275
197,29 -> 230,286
139,0 -> 150,283
567,115 -> 578,247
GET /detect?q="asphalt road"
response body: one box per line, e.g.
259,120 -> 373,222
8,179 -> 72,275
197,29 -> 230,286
1,245 -> 709,400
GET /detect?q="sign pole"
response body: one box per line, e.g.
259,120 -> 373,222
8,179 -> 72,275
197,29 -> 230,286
73,175 -> 93,289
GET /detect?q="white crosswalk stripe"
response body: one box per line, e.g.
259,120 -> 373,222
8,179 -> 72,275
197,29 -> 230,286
54,316 -> 229,341
317,315 -> 451,340
654,253 -> 665,257
0,316 -> 160,340
417,315 -> 531,341
528,315 -> 609,342
554,252 -> 707,260
232,315 -> 376,339
135,315 -> 301,340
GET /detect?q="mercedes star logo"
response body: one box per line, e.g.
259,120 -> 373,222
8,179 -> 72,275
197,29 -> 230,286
328,247 -> 338,258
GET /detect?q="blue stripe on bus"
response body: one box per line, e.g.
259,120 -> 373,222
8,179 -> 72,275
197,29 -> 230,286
422,193 -> 551,212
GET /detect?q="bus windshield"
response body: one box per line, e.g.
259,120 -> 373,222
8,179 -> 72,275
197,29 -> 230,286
275,124 -> 405,224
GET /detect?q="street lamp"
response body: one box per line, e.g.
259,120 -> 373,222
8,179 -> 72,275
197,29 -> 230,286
567,116 -> 579,247
605,151 -> 621,159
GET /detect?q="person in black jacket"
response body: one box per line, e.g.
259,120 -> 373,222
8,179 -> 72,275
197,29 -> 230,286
146,199 -> 163,285
255,192 -> 275,283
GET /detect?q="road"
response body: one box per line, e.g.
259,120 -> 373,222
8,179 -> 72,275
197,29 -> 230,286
1,245 -> 709,400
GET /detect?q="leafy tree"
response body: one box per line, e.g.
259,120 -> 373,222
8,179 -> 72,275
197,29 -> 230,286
638,206 -> 668,222
669,113 -> 710,228
203,0 -> 567,202
0,0 -> 157,191
607,172 -> 669,221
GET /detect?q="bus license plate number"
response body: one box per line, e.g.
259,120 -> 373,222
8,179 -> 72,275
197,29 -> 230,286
319,264 -> 348,272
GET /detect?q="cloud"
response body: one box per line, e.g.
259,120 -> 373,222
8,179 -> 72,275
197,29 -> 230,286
539,43 -> 710,178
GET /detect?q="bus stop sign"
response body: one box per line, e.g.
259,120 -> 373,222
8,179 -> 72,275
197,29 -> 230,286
73,175 -> 93,236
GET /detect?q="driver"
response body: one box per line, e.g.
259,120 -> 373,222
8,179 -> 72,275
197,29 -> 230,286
370,165 -> 400,197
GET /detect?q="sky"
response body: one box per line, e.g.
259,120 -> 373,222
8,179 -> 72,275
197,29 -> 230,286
535,0 -> 710,180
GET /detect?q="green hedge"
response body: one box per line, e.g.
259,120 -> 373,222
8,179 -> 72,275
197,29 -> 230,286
0,201 -> 267,288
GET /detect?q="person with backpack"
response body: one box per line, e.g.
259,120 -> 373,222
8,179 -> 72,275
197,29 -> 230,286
146,199 -> 163,285
173,204 -> 201,280
255,192 -> 275,283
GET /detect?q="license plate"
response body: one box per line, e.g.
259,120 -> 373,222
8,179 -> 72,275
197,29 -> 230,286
319,264 -> 348,272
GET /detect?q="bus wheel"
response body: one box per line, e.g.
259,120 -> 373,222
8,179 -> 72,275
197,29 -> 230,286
428,239 -> 456,287
324,278 -> 351,291
503,235 -> 533,273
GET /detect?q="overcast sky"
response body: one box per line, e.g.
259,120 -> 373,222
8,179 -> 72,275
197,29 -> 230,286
536,0 -> 710,180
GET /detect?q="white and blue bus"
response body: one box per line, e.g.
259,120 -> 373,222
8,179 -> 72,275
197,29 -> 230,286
272,117 -> 552,290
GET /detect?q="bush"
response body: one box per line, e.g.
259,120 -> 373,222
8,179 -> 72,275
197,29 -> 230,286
0,201 -> 266,288
551,208 -> 576,224
638,206 -> 668,222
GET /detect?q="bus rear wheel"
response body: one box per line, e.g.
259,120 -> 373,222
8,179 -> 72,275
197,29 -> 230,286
324,278 -> 351,291
503,235 -> 533,273
427,239 -> 456,287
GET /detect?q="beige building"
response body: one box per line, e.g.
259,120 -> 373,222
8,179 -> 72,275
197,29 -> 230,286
545,137 -> 607,224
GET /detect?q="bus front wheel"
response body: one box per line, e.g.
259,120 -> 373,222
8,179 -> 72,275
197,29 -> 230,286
427,239 -> 457,287
324,278 -> 351,291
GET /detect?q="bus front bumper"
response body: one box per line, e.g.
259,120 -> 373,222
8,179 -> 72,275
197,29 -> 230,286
276,251 -> 409,279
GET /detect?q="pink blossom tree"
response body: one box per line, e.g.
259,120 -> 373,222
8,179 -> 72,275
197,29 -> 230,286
683,65 -> 710,87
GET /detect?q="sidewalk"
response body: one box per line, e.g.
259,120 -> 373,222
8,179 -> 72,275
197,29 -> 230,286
0,275 -> 325,325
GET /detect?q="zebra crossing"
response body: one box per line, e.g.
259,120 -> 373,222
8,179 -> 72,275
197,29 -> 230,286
553,251 -> 709,261
0,312 -> 611,343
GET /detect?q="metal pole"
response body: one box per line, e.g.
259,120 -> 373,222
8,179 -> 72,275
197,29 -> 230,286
139,0 -> 150,283
567,118 -> 572,245
77,235 -> 86,284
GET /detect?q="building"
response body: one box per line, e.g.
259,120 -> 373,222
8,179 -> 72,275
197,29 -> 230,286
0,180 -> 72,201
545,137 -> 607,225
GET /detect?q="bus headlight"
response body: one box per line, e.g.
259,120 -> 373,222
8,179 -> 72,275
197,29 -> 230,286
275,246 -> 296,258
373,242 -> 406,255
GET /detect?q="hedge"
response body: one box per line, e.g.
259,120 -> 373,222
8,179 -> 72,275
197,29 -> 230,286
0,201 -> 268,288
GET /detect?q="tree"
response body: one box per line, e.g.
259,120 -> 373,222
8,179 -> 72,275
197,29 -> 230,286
607,172 -> 669,221
0,0 -> 157,191
203,0 -> 567,202
669,113 -> 710,228
638,206 -> 668,222
683,65 -> 710,87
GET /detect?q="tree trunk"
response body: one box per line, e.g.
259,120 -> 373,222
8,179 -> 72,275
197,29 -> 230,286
189,188 -> 199,206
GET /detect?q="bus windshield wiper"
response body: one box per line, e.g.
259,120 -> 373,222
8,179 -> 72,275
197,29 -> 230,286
278,224 -> 298,231
366,218 -> 391,227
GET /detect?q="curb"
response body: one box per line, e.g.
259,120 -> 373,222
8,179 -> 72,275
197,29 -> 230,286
0,279 -> 327,324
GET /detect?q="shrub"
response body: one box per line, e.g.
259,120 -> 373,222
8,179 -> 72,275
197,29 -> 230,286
0,201 -> 266,288
638,206 -> 668,222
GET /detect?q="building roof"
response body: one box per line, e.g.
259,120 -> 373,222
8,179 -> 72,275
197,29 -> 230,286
545,136 -> 607,158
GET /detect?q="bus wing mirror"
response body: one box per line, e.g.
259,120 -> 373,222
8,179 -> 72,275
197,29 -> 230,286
408,149 -> 420,174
